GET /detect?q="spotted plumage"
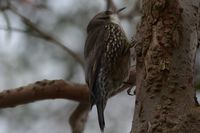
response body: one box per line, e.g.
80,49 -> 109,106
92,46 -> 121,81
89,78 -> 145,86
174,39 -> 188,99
84,10 -> 131,132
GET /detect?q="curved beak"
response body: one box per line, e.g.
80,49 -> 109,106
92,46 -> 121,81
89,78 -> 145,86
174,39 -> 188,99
117,7 -> 126,14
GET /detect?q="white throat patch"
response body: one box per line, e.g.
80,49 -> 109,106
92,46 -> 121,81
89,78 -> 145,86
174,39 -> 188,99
110,14 -> 120,25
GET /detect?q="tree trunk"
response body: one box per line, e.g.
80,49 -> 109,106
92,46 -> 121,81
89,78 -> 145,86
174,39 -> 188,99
131,0 -> 200,132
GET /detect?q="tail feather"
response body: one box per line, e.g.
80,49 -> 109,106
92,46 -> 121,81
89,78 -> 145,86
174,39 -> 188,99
90,92 -> 96,109
96,101 -> 105,132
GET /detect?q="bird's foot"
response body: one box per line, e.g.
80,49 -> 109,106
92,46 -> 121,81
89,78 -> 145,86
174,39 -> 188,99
122,81 -> 135,96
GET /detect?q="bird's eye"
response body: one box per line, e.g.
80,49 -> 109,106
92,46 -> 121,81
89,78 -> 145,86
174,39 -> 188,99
105,11 -> 112,15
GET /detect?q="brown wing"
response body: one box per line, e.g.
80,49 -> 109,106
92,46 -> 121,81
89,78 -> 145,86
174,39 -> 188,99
84,26 -> 107,95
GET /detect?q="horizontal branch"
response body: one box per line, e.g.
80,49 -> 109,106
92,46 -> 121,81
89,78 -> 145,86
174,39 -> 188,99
0,69 -> 136,109
0,80 -> 88,108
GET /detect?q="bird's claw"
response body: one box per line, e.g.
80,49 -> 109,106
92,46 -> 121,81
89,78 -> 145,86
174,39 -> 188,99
123,81 -> 135,96
127,87 -> 135,96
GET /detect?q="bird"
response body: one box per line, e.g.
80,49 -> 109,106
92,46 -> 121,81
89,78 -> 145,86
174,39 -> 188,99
84,8 -> 131,132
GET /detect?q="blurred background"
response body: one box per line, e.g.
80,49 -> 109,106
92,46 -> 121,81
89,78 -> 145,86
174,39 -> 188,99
0,0 -> 199,133
0,0 -> 138,133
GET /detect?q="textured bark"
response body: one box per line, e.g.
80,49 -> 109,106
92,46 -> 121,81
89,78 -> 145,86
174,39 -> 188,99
131,0 -> 200,133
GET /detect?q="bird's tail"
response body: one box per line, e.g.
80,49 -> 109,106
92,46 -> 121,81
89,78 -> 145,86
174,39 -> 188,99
96,100 -> 105,132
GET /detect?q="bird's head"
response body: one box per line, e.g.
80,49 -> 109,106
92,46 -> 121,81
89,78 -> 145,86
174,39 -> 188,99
87,7 -> 125,33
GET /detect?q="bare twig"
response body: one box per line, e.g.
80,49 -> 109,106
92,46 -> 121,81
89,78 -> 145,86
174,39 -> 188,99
0,26 -> 42,38
8,5 -> 84,67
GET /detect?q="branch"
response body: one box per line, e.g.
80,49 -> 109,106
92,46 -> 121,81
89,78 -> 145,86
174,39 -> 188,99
6,4 -> 84,67
0,80 -> 88,108
0,26 -> 45,38
0,69 -> 136,109
69,102 -> 90,133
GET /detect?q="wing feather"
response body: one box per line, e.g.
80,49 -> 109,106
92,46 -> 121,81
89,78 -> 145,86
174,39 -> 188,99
84,26 -> 108,104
